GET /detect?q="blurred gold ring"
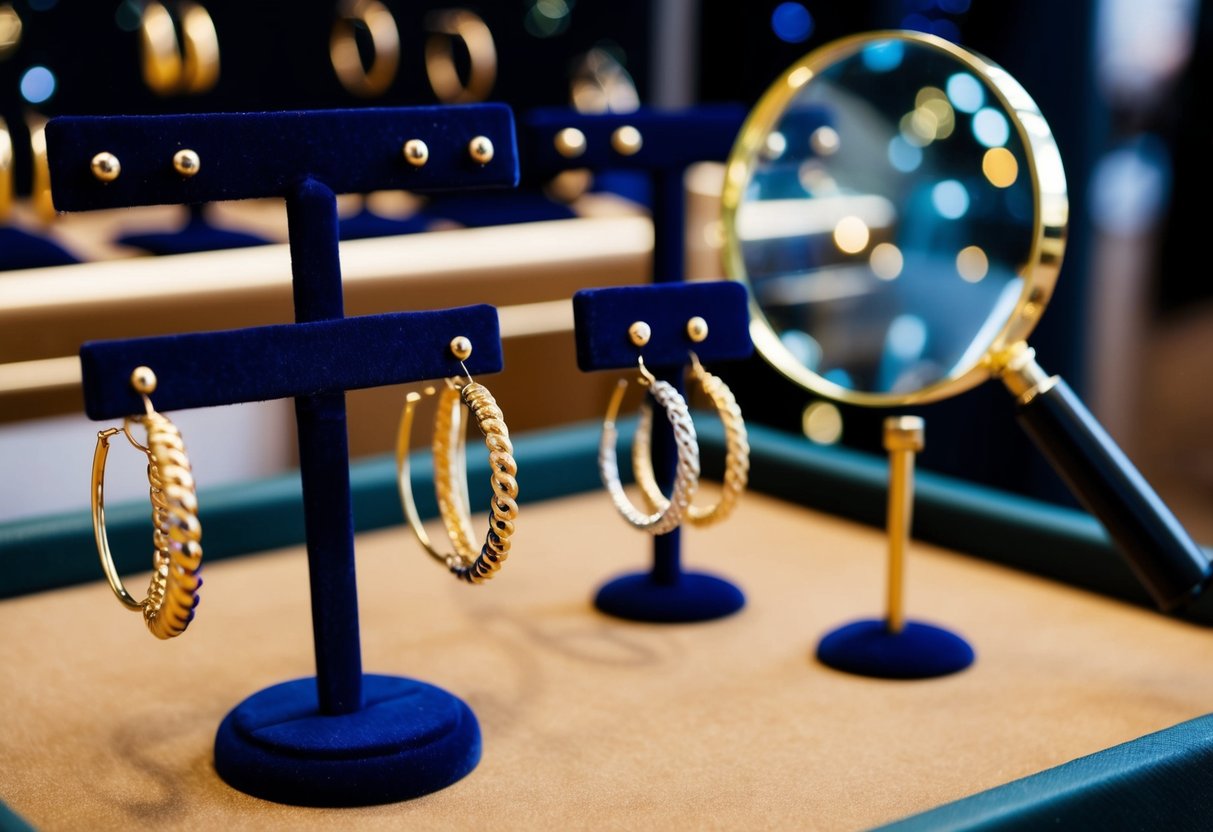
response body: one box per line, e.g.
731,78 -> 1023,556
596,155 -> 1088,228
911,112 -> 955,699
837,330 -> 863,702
633,354 -> 749,526
599,359 -> 700,535
140,0 -> 183,95
424,8 -> 496,104
179,1 -> 219,94
397,378 -> 518,584
0,116 -> 12,223
330,0 -> 399,98
91,368 -> 202,640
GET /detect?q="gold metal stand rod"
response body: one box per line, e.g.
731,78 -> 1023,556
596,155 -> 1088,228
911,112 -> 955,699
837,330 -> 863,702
884,416 -> 925,634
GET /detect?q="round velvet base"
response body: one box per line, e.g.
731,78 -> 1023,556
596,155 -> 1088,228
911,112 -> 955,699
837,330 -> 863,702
594,571 -> 745,623
816,619 -> 975,679
214,673 -> 481,807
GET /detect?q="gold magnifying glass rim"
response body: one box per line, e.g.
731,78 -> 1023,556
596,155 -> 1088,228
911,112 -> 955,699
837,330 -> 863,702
720,29 -> 1068,408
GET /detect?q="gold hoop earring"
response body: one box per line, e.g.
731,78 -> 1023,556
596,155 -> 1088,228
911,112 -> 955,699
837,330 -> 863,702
424,8 -> 497,104
140,1 -> 182,95
0,116 -> 12,224
91,367 -> 203,639
633,352 -> 749,525
330,0 -> 400,98
179,1 -> 220,94
397,342 -> 518,584
599,355 -> 700,535
27,116 -> 55,224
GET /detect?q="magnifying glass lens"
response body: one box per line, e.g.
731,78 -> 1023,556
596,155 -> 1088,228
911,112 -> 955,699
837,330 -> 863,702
737,37 -> 1036,397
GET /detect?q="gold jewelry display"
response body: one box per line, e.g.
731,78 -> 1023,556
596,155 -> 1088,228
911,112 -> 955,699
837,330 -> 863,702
330,0 -> 400,98
91,366 -> 203,639
599,323 -> 700,535
396,339 -> 518,584
632,352 -> 749,526
140,0 -> 220,96
424,8 -> 496,104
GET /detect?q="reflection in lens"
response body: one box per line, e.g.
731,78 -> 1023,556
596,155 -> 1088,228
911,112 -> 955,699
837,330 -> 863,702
862,40 -> 904,72
887,136 -> 923,172
972,107 -> 1010,147
833,215 -> 870,253
945,72 -> 984,112
870,242 -> 904,280
956,245 -> 989,282
931,179 -> 969,218
982,147 -> 1019,187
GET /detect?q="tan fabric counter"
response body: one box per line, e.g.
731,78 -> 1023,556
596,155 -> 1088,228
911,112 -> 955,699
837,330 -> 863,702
2,489 -> 1211,831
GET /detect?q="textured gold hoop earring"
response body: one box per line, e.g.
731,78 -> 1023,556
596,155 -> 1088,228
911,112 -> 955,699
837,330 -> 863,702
599,356 -> 700,535
633,352 -> 749,526
91,367 -> 202,639
396,340 -> 518,584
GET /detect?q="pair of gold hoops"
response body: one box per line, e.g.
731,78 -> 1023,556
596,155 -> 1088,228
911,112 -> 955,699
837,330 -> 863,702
599,317 -> 750,535
330,2 -> 497,102
396,337 -> 519,585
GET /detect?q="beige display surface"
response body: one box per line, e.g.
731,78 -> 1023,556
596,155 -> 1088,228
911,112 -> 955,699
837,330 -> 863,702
2,489 -> 1211,831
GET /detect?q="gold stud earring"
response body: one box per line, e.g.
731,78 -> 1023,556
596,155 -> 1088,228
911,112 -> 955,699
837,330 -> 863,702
397,338 -> 518,583
611,125 -> 642,156
91,151 -> 121,183
92,367 -> 203,639
468,135 -> 494,165
599,323 -> 700,535
686,316 -> 709,343
554,127 -> 587,159
173,148 -> 201,177
403,138 -> 429,167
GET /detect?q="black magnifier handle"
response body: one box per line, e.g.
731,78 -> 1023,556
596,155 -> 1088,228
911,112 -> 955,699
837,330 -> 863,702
1003,350 -> 1212,611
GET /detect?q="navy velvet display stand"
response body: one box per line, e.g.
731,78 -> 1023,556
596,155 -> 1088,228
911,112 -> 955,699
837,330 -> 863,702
573,281 -> 752,623
532,106 -> 748,624
48,105 -> 519,807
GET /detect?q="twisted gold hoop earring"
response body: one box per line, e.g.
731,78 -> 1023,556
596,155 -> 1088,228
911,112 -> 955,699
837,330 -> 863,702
633,352 -> 749,526
424,8 -> 496,104
91,367 -> 202,639
599,356 -> 700,535
397,342 -> 518,584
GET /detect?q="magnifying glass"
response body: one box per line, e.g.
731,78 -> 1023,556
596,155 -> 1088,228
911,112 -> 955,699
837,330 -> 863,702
721,30 -> 1210,611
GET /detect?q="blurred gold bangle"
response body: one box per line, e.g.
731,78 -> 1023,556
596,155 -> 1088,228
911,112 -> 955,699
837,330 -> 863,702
330,0 -> 399,98
633,354 -> 749,526
0,116 -> 12,223
599,358 -> 700,535
91,367 -> 203,640
397,378 -> 518,584
424,8 -> 496,104
140,1 -> 183,95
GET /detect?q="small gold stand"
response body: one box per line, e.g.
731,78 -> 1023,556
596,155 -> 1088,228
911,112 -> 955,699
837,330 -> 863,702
883,415 -> 924,634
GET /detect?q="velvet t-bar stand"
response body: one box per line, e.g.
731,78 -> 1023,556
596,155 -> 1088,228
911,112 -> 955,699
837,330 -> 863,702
48,105 -> 519,807
573,281 -> 753,622
528,107 -> 753,623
